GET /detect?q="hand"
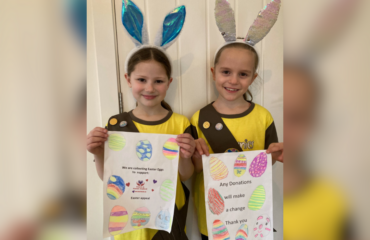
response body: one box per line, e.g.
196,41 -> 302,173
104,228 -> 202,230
194,138 -> 210,157
87,127 -> 108,156
176,134 -> 196,159
266,142 -> 283,163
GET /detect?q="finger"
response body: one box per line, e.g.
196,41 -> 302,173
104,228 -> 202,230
180,148 -> 192,158
87,142 -> 102,151
94,127 -> 108,133
176,137 -> 191,144
177,142 -> 193,152
199,140 -> 209,156
89,131 -> 109,138
195,141 -> 203,155
88,136 -> 108,144
177,133 -> 192,139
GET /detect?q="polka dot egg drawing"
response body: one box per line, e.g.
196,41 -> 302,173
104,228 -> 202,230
253,215 -> 271,239
136,140 -> 152,161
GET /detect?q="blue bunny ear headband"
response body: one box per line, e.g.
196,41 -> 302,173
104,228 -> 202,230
214,0 -> 281,59
122,0 -> 186,72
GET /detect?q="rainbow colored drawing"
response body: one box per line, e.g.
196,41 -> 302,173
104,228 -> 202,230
212,219 -> 230,240
235,224 -> 249,240
131,207 -> 151,229
109,205 -> 128,235
107,175 -> 125,200
234,154 -> 247,177
162,138 -> 179,160
209,157 -> 229,181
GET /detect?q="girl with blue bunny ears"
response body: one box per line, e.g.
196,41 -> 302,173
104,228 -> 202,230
87,1 -> 194,239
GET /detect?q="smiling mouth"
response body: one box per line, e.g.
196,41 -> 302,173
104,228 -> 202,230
224,87 -> 239,92
143,95 -> 157,100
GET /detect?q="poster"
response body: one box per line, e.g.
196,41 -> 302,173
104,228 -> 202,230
202,150 -> 273,240
103,131 -> 180,237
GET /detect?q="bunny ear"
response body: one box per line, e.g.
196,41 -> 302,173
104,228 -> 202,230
245,0 -> 281,46
121,0 -> 149,46
154,5 -> 186,50
214,0 -> 236,42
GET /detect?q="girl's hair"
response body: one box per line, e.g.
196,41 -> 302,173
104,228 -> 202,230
214,42 -> 259,101
127,47 -> 172,111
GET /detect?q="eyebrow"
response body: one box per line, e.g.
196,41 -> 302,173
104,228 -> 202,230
219,67 -> 252,74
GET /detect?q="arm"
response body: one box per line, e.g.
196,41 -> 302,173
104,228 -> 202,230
87,127 -> 108,181
191,138 -> 210,173
176,134 -> 196,181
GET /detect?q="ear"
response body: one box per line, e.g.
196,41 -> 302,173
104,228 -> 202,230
154,5 -> 186,50
211,67 -> 216,81
122,0 -> 149,47
168,77 -> 173,85
251,73 -> 258,84
125,73 -> 132,88
245,0 -> 281,46
214,0 -> 236,42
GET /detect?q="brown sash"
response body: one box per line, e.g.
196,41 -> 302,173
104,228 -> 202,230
198,103 -> 243,153
107,112 -> 190,239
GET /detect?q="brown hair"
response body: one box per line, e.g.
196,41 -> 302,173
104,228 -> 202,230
127,47 -> 172,111
214,42 -> 259,101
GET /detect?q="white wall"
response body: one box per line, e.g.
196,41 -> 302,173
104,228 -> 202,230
88,0 -> 283,239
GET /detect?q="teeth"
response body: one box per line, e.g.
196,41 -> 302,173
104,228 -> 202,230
225,87 -> 238,92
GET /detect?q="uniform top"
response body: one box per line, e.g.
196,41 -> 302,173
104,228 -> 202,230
190,102 -> 278,236
106,110 -> 192,240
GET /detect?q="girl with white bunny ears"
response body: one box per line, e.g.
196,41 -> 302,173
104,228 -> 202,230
190,0 -> 283,239
87,1 -> 195,239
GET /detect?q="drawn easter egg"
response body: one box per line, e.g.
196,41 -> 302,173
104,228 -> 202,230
107,175 -> 125,200
212,220 -> 230,240
234,154 -> 247,177
131,207 -> 150,229
108,134 -> 126,151
209,157 -> 229,181
109,206 -> 128,236
253,215 -> 271,239
136,140 -> 152,161
235,224 -> 249,240
162,138 -> 179,160
160,179 -> 176,201
207,187 -> 225,215
248,185 -> 266,211
155,209 -> 172,230
249,152 -> 267,177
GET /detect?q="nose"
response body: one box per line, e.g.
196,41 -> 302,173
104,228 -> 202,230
145,83 -> 155,92
228,74 -> 238,84
259,224 -> 263,229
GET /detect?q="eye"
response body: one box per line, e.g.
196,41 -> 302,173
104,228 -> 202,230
240,72 -> 248,77
256,222 -> 258,225
265,222 -> 268,225
222,70 -> 230,75
165,216 -> 169,221
137,78 -> 146,82
158,215 -> 162,220
155,80 -> 164,84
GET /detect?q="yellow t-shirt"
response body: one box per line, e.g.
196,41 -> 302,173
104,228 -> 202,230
284,178 -> 349,240
190,102 -> 278,236
107,110 -> 191,240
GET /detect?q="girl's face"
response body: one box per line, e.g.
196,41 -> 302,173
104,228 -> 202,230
126,60 -> 172,108
212,47 -> 257,102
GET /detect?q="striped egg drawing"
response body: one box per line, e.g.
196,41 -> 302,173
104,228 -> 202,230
249,152 -> 268,177
162,138 -> 179,160
107,175 -> 125,200
131,207 -> 151,229
209,157 -> 229,181
235,224 -> 249,240
234,154 -> 247,177
136,140 -> 153,161
207,187 -> 225,215
212,219 -> 230,240
109,205 -> 128,236
253,215 -> 271,239
108,133 -> 126,151
248,185 -> 266,211
160,179 -> 176,202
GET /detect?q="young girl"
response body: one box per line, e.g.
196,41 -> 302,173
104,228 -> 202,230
190,42 -> 284,239
87,47 -> 195,240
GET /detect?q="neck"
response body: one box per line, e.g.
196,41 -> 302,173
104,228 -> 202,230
133,102 -> 168,119
213,95 -> 250,114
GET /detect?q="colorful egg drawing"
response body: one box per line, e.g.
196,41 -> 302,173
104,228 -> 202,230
234,154 -> 247,177
249,152 -> 267,177
209,157 -> 229,181
212,219 -> 230,240
136,140 -> 152,161
108,134 -> 126,151
162,138 -> 179,160
207,187 -> 225,215
253,215 -> 271,239
107,175 -> 125,200
225,148 -> 239,153
155,209 -> 172,230
160,179 -> 176,201
235,224 -> 249,240
131,207 -> 151,229
248,185 -> 266,210
109,205 -> 128,236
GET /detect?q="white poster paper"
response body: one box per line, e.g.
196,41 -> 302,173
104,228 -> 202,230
202,150 -> 273,240
103,131 -> 180,238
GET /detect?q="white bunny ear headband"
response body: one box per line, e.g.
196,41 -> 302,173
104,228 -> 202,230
121,0 -> 186,72
214,0 -> 281,56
